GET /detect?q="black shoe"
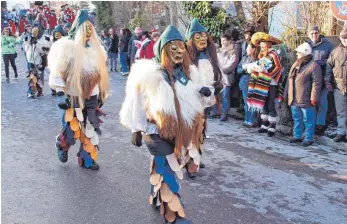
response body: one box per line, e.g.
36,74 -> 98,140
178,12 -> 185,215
187,171 -> 197,179
6,77 -> 10,83
57,91 -> 65,97
267,131 -> 275,137
199,162 -> 205,169
90,162 -> 99,170
57,149 -> 68,163
219,114 -> 227,121
315,125 -> 325,136
51,90 -> 57,96
289,138 -> 303,143
334,135 -> 346,142
258,128 -> 268,133
301,141 -> 314,147
109,69 -> 113,72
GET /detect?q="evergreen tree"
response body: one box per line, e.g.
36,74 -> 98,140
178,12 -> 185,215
92,1 -> 116,31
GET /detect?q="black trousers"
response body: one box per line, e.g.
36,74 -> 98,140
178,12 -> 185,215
263,85 -> 277,117
3,54 -> 18,78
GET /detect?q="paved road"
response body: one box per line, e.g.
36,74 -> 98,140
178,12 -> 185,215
2,49 -> 347,224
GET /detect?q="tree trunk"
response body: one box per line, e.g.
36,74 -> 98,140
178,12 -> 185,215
169,2 -> 178,26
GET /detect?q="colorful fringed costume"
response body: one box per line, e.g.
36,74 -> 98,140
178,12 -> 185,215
22,26 -> 51,98
120,25 -> 207,224
185,18 -> 223,177
247,32 -> 283,137
48,10 -> 109,170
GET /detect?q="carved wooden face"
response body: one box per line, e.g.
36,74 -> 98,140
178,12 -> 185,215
54,32 -> 62,39
32,27 -> 39,38
193,32 -> 208,51
85,22 -> 93,40
165,41 -> 185,65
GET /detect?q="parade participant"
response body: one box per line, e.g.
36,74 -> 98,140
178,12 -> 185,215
185,18 -> 223,177
120,25 -> 210,224
49,24 -> 66,96
8,19 -> 16,35
248,32 -> 283,137
325,29 -> 347,142
20,24 -> 32,71
23,26 -> 51,98
64,22 -> 71,35
48,10 -> 109,170
305,26 -> 334,135
284,42 -> 322,146
2,27 -> 19,82
18,16 -> 28,36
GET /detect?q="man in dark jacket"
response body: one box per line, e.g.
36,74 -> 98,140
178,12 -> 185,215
128,27 -> 142,67
109,28 -> 119,72
119,28 -> 131,75
305,25 -> 334,135
325,29 -> 347,142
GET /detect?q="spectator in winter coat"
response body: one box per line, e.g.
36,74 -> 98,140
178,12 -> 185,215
241,23 -> 256,58
284,42 -> 322,147
1,27 -> 20,81
48,10 -> 57,35
139,31 -> 160,59
109,28 -> 119,72
101,29 -> 113,71
217,33 -> 240,121
237,43 -> 258,127
325,29 -> 347,142
19,24 -> 32,71
119,28 -> 131,75
128,27 -> 142,66
305,25 -> 334,135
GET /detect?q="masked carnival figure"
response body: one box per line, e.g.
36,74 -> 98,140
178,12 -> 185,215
49,24 -> 66,96
48,10 -> 110,170
185,18 -> 223,178
23,25 -> 52,98
247,32 -> 283,137
120,25 -> 212,224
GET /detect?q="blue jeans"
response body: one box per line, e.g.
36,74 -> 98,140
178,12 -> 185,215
240,75 -> 255,124
291,106 -> 316,141
334,89 -> 347,136
108,52 -> 118,70
119,52 -> 129,73
222,86 -> 231,114
316,88 -> 328,126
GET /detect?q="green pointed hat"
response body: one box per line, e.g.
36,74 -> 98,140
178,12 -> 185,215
185,18 -> 206,40
154,25 -> 184,61
68,9 -> 90,39
53,24 -> 65,37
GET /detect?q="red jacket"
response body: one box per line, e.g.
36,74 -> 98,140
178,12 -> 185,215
49,14 -> 57,30
10,22 -> 16,35
139,40 -> 155,59
18,19 -> 28,36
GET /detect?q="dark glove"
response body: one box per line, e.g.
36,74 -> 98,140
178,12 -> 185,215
24,36 -> 28,41
213,81 -> 223,95
199,87 -> 211,97
45,36 -> 50,41
131,132 -> 142,147
58,98 -> 70,110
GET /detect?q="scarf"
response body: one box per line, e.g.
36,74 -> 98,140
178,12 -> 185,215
289,55 -> 313,79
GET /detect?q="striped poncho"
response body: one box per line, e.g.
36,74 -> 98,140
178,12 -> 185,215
246,50 -> 282,112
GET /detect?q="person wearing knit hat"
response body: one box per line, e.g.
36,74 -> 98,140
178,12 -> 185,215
248,32 -> 283,137
284,42 -> 322,146
49,24 -> 66,96
305,25 -> 334,135
128,26 -> 143,66
120,25 -> 210,224
48,9 -> 110,170
185,18 -> 223,178
325,28 -> 347,142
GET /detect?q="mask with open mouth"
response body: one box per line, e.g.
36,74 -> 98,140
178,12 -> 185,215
193,32 -> 208,51
167,41 -> 185,65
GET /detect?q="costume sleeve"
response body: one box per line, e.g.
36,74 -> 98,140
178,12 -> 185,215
47,39 -> 71,80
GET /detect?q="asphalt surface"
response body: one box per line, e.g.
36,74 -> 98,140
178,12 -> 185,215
1,48 -> 347,224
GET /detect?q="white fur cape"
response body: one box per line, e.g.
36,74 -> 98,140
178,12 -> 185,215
47,37 -> 105,96
119,59 -> 204,133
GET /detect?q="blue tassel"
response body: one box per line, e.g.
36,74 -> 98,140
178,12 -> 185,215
79,149 -> 93,168
65,125 -> 75,145
162,165 -> 180,193
154,156 -> 165,175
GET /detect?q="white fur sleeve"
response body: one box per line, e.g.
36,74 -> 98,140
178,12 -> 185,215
49,73 -> 65,92
47,38 -> 72,79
